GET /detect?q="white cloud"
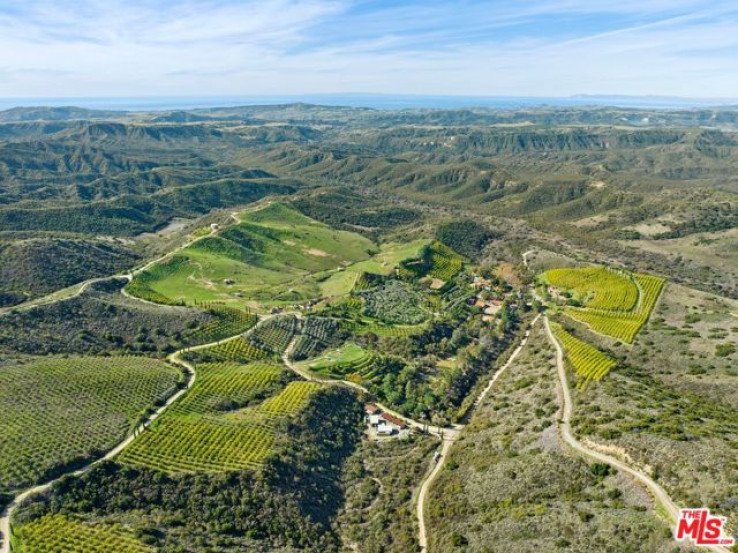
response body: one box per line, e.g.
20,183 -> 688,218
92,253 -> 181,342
0,0 -> 736,98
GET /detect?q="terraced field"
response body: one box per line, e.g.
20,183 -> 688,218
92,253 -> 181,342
117,361 -> 320,473
246,315 -> 299,354
297,343 -> 379,381
291,317 -> 341,360
550,322 -> 618,388
0,357 -> 179,494
341,320 -> 427,338
400,241 -> 464,282
426,242 -> 464,281
17,514 -> 153,553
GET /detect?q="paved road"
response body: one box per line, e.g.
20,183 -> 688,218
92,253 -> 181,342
543,316 -> 731,553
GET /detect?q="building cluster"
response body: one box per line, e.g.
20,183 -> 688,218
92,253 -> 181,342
269,299 -> 319,314
469,275 -> 506,322
365,404 -> 409,437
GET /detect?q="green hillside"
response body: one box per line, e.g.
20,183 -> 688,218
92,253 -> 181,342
127,203 -> 377,308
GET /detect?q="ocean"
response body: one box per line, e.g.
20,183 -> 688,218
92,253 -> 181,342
0,94 -> 735,112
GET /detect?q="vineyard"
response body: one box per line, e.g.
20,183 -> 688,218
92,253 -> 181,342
184,304 -> 257,346
246,315 -> 299,354
352,272 -> 383,292
257,381 -> 323,416
0,356 -> 178,493
291,317 -> 342,360
563,272 -> 666,343
543,266 -> 639,311
400,241 -> 463,282
17,514 -> 153,553
118,361 -> 321,473
178,362 -> 287,413
340,319 -> 427,338
192,337 -> 269,363
427,242 -> 464,281
551,322 -> 618,389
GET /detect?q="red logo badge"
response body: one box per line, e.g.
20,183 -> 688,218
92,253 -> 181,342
675,508 -> 735,546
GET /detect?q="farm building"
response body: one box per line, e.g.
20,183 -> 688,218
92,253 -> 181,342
377,424 -> 394,436
365,405 -> 408,437
380,412 -> 407,430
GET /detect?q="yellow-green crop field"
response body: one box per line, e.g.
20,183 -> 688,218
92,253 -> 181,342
543,266 -> 638,311
543,267 -> 665,343
551,322 -> 617,388
17,514 -> 153,553
117,361 -> 321,473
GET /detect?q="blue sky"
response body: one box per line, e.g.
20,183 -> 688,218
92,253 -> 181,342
0,0 -> 737,99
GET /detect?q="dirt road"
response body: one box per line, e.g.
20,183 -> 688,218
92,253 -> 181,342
416,314 -> 541,552
543,316 -> 731,553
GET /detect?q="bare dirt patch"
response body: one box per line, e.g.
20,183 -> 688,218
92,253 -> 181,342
570,214 -> 610,228
495,262 -> 522,287
305,248 -> 332,257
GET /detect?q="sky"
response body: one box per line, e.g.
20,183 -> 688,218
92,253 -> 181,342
1,0 -> 737,100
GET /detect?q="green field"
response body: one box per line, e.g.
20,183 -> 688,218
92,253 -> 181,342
543,266 -> 666,343
297,343 -> 378,381
17,514 -> 153,553
0,357 -> 179,493
317,239 -> 431,298
126,203 -> 377,309
117,361 -> 321,473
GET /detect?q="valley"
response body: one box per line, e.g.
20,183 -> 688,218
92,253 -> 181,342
0,104 -> 736,553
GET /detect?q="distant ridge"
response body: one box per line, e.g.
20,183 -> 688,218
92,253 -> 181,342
2,94 -> 738,113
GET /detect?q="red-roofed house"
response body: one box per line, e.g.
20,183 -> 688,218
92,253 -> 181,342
380,413 -> 408,430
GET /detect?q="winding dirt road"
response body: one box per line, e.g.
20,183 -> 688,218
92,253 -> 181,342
0,343 -> 205,552
416,314 -> 540,552
281,334 -> 459,440
0,318 -> 264,553
543,316 -> 731,553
